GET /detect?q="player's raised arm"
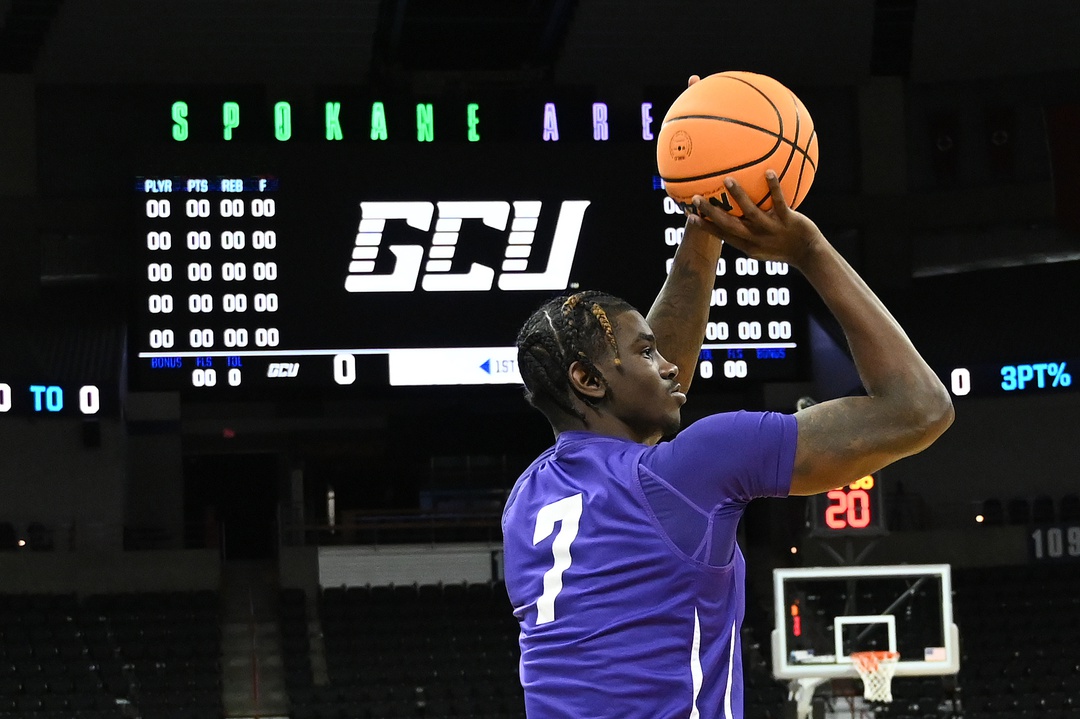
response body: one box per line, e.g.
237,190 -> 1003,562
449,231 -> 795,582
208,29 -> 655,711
644,214 -> 722,396
694,172 -> 954,496
643,73 -> 723,397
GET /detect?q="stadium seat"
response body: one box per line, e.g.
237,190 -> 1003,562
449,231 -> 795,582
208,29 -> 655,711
1060,493 -> 1080,522
980,498 -> 1004,525
0,524 -> 17,551
1031,495 -> 1056,523
1006,497 -> 1031,524
302,581 -> 523,719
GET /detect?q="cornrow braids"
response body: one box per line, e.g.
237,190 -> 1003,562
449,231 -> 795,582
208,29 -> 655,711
588,304 -> 621,368
516,291 -> 637,422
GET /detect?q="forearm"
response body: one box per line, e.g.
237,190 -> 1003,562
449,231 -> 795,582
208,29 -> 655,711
645,220 -> 723,394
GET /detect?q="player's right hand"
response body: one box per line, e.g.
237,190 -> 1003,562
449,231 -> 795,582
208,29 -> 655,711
691,171 -> 825,269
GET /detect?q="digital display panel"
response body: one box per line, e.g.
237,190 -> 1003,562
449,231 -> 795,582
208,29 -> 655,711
946,358 -> 1075,398
809,474 -> 886,536
126,95 -> 810,395
0,382 -> 107,416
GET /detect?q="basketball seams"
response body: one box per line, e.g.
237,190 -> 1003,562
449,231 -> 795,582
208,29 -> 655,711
796,132 -> 818,171
793,127 -> 818,207
791,156 -> 805,208
753,90 -> 802,209
658,136 -> 817,184
786,92 -> 807,207
658,71 -> 817,210
663,157 -> 778,186
659,118 -> 783,183
660,74 -> 785,184
732,72 -> 817,167
661,114 -> 778,135
775,91 -> 807,209
658,124 -> 818,183
734,73 -> 794,211
662,74 -> 819,173
792,151 -> 810,208
660,121 -> 818,173
723,74 -> 785,142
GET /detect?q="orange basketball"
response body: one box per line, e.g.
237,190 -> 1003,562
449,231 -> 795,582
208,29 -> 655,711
656,71 -> 818,216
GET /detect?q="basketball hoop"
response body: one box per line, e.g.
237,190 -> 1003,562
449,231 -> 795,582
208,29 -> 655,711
850,650 -> 899,702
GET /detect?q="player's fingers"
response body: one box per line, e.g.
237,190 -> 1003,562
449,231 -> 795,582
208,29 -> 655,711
687,74 -> 701,87
764,170 -> 791,218
684,212 -> 726,241
723,178 -> 766,224
692,196 -> 747,239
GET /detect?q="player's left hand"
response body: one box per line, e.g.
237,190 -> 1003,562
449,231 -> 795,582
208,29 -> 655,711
682,207 -> 724,250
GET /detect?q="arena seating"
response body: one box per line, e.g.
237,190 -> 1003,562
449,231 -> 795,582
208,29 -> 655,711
0,590 -> 222,719
1061,494 -> 1080,522
301,579 -> 823,719
981,493 -> 1080,526
953,564 -> 1080,719
12,564 -> 1060,719
280,587 -> 317,713
300,582 -> 524,719
0,524 -> 18,552
302,579 -> 957,719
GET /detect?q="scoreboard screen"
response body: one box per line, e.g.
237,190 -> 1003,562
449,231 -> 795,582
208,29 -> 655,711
123,94 -> 810,395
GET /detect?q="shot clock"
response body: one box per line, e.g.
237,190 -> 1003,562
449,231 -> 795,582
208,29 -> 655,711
809,474 -> 887,536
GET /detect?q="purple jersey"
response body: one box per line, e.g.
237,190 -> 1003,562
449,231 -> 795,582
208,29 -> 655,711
502,411 -> 797,719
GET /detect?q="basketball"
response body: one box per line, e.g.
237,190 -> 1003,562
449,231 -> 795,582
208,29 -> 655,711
656,71 -> 818,216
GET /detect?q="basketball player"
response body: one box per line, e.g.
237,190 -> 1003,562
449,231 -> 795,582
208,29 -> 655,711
502,171 -> 954,718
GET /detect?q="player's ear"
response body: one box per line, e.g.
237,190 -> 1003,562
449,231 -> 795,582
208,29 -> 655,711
568,360 -> 606,400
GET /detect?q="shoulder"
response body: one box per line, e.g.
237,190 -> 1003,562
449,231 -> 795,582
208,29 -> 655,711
664,410 -> 797,446
639,410 -> 797,499
504,434 -> 646,512
504,445 -> 557,511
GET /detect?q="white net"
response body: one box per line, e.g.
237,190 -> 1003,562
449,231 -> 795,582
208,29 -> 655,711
851,651 -> 899,702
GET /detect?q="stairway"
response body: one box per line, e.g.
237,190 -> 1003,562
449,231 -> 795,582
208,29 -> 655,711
220,559 -> 290,718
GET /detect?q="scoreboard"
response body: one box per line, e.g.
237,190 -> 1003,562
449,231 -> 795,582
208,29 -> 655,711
0,382 -> 106,416
105,91 -> 812,395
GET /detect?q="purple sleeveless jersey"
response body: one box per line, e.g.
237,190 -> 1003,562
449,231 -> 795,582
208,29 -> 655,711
502,411 -> 797,719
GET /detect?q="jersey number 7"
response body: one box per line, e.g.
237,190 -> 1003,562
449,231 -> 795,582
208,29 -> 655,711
532,493 -> 583,625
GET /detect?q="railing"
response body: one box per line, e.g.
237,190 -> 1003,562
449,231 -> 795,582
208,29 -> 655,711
4,494 -> 1051,555
281,509 -> 504,548
0,521 -> 215,553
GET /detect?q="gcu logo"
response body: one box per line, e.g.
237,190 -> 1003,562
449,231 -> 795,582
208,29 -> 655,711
267,363 -> 300,378
343,200 -> 590,293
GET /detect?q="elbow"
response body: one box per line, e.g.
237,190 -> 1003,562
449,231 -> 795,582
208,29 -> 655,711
878,375 -> 955,456
908,380 -> 955,449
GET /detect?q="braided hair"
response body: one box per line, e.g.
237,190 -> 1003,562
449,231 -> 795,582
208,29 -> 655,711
516,291 -> 637,421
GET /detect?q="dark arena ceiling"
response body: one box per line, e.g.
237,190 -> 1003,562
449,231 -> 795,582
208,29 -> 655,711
0,0 -> 1075,87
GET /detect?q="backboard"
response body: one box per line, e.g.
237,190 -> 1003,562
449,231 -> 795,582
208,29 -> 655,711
771,563 -> 959,680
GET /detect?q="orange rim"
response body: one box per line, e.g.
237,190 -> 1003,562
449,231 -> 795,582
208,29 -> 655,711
851,650 -> 900,671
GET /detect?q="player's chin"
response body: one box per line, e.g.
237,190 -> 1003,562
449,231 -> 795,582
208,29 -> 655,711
661,410 -> 682,438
